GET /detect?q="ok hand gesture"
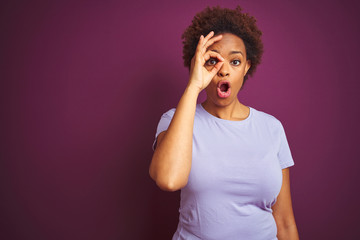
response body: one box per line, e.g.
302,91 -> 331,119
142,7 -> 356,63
187,31 -> 224,93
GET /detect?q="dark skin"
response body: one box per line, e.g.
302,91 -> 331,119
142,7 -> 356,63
151,31 -> 299,239
201,32 -> 251,120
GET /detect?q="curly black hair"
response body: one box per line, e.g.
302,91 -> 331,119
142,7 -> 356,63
182,6 -> 264,84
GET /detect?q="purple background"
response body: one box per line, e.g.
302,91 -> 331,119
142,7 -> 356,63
1,0 -> 359,239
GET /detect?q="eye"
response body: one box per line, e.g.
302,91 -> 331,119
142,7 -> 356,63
232,60 -> 241,66
206,58 -> 218,66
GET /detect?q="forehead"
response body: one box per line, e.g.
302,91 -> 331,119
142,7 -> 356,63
208,33 -> 246,54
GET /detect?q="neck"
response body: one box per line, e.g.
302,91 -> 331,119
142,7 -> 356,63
201,98 -> 249,121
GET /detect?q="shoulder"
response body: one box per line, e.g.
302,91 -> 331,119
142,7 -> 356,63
161,108 -> 176,118
251,107 -> 283,129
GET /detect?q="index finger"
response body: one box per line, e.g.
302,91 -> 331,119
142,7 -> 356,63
202,31 -> 215,46
203,34 -> 223,50
204,51 -> 225,62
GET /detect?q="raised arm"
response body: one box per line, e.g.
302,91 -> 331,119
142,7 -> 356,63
149,31 -> 224,191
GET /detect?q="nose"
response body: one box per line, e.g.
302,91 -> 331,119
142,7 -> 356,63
217,62 -> 230,77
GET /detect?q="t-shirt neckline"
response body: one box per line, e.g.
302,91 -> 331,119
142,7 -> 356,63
199,103 -> 253,124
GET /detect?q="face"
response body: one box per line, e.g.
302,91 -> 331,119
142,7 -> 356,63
204,33 -> 251,107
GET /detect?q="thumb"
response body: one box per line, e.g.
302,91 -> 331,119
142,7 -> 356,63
209,61 -> 223,77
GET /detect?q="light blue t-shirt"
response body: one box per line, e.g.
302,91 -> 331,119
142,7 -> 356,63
153,104 -> 295,240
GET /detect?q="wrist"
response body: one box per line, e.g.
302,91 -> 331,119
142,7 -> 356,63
185,83 -> 202,95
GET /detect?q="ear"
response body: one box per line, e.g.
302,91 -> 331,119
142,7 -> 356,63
244,60 -> 251,76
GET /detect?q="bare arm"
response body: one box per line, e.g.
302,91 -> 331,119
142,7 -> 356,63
272,168 -> 299,240
149,31 -> 224,191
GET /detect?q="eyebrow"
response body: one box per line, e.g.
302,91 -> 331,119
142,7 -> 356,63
210,49 -> 244,56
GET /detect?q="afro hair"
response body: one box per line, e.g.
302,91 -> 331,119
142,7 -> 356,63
182,6 -> 264,84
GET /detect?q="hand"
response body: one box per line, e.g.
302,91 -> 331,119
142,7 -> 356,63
187,31 -> 224,93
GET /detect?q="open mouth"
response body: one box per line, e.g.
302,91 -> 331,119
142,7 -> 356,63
217,80 -> 231,98
220,82 -> 229,92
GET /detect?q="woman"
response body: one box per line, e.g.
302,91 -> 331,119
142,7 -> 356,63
149,6 -> 299,240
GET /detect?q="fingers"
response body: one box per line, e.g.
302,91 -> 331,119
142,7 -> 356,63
204,51 -> 224,62
203,50 -> 224,76
195,35 -> 205,56
210,61 -> 224,76
203,34 -> 222,50
202,31 -> 215,47
195,31 -> 222,58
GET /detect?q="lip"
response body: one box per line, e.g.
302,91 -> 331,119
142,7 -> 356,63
217,80 -> 231,98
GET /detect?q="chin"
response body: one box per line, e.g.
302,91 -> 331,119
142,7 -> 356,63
213,96 -> 237,107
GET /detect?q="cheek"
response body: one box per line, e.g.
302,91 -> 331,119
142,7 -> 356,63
204,81 -> 217,96
233,74 -> 245,88
234,81 -> 244,89
235,68 -> 245,79
204,85 -> 213,95
239,65 -> 246,73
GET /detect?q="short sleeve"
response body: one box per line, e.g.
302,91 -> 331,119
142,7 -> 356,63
152,108 -> 176,151
277,121 -> 295,169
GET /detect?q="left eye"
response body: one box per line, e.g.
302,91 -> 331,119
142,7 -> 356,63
232,60 -> 240,65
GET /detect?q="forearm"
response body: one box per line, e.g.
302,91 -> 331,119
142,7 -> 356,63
150,32 -> 223,191
277,224 -> 299,240
150,85 -> 199,191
